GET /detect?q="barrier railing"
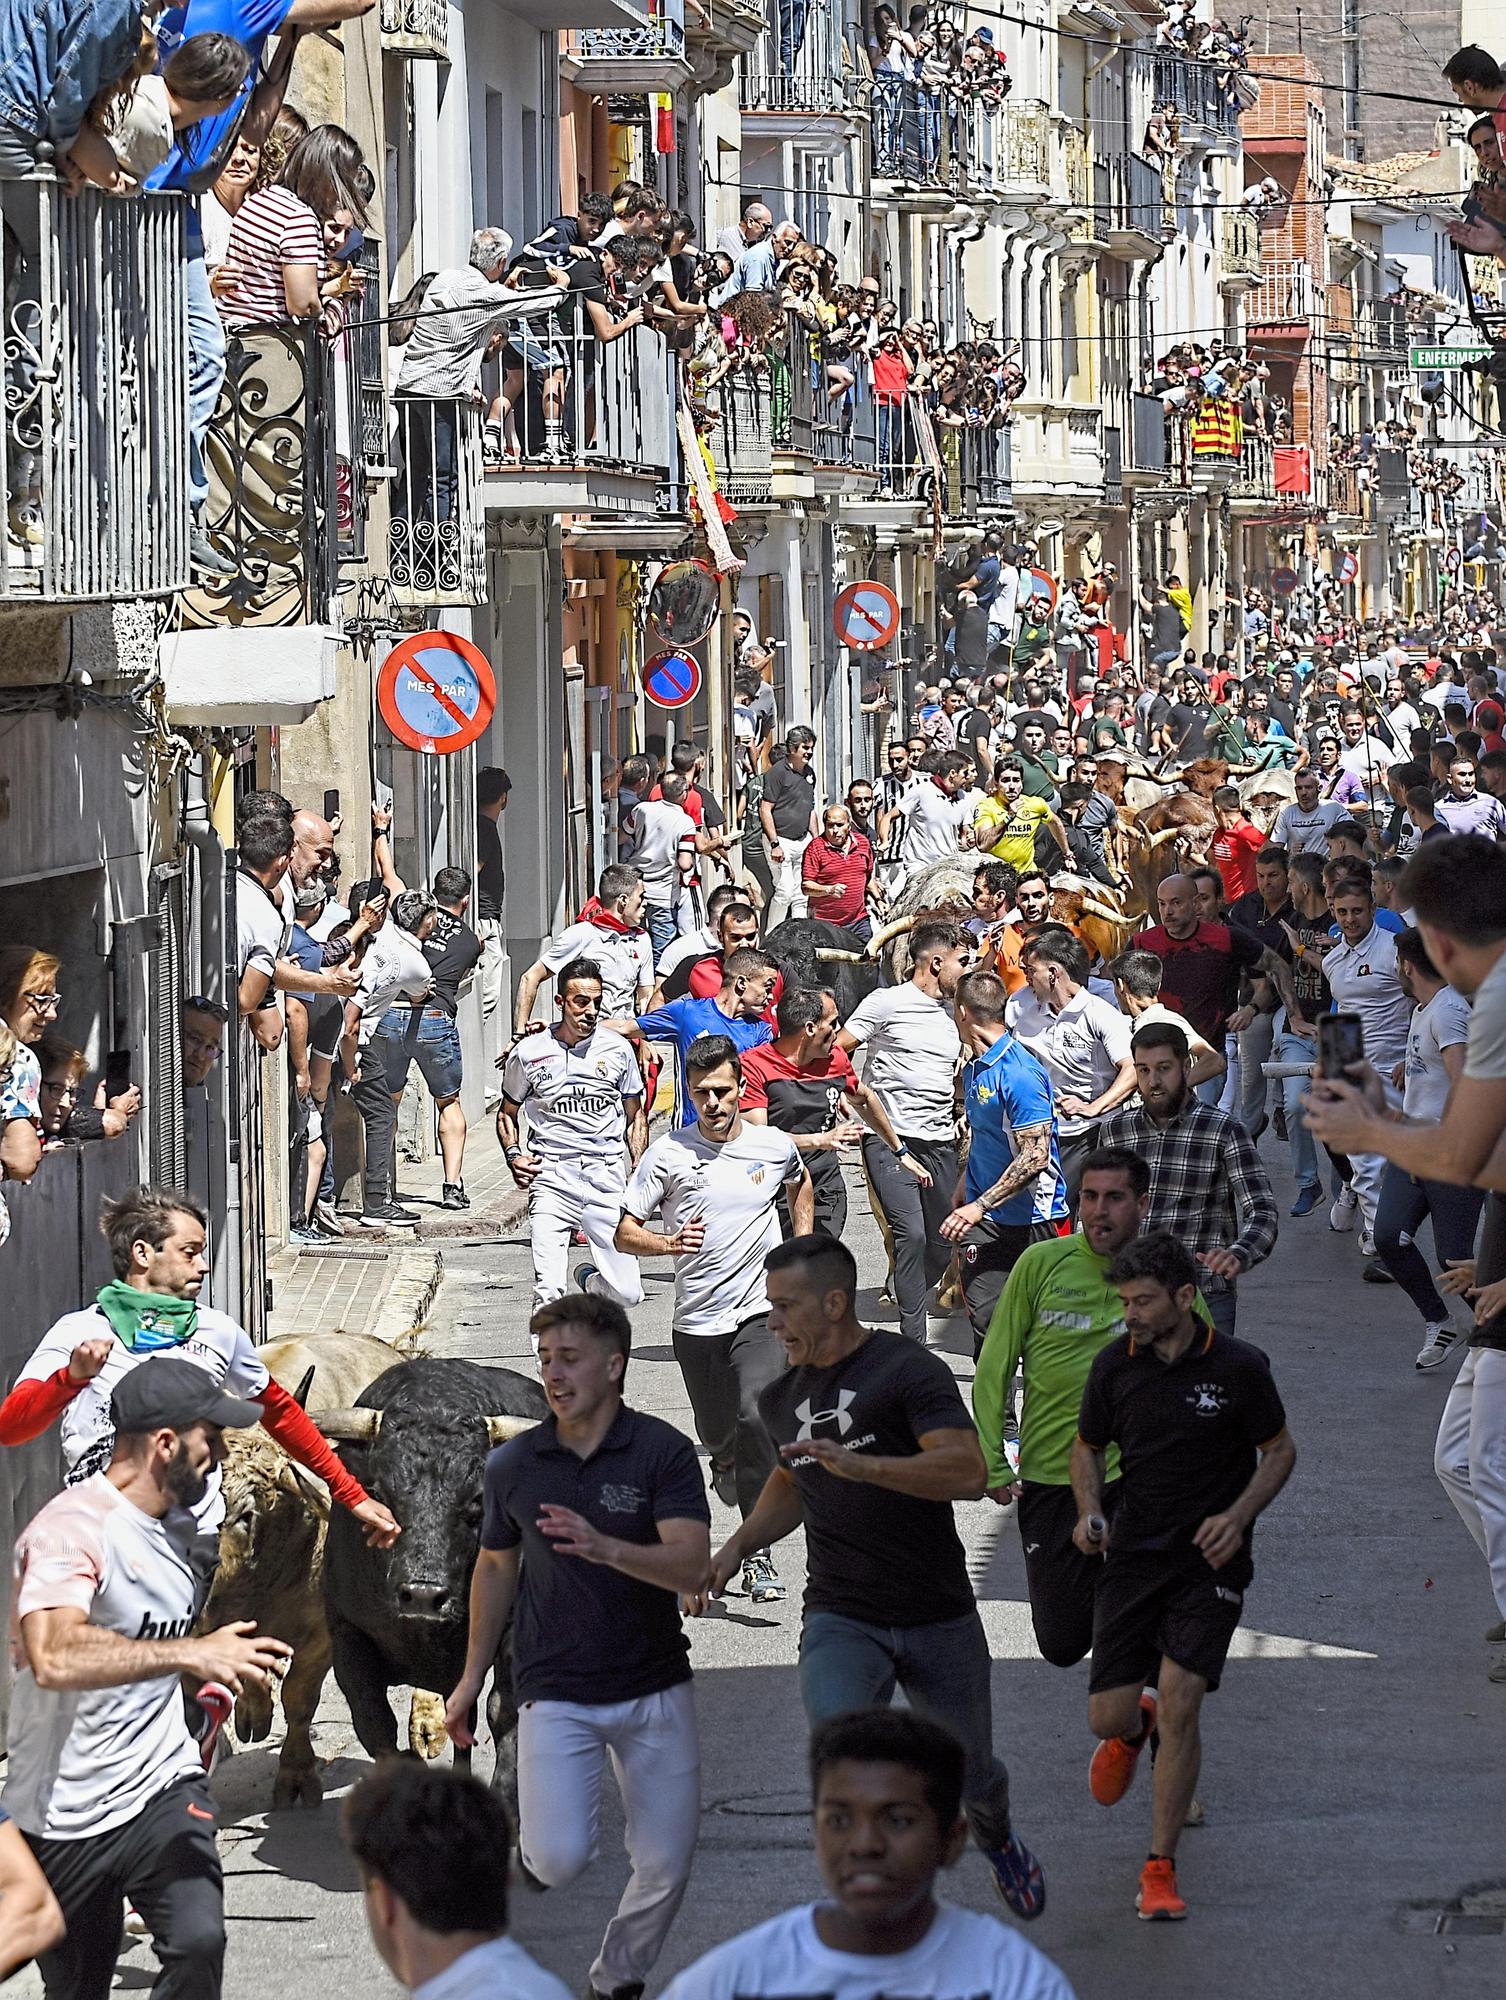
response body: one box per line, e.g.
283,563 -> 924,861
390,398 -> 486,605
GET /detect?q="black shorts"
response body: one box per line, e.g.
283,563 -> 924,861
1088,1550 -> 1250,1696
1016,1479 -> 1121,1670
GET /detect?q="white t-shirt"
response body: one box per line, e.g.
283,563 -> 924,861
539,920 -> 653,1018
1322,923 -> 1413,1070
1464,949 -> 1506,1080
236,869 -> 288,983
500,1028 -> 641,1178
414,1935 -> 573,2000
4,1475 -> 205,1840
901,783 -> 972,866
629,801 -> 697,904
842,983 -> 960,1141
660,1901 -> 1076,2000
1129,1000 -> 1214,1063
657,925 -> 716,981
1272,798 -> 1347,855
1006,986 -> 1132,1135
623,1123 -> 803,1336
1338,736 -> 1392,793
1403,985 -> 1471,1122
354,926 -> 434,1042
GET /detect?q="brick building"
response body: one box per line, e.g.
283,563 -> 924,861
1249,2 -> 1461,159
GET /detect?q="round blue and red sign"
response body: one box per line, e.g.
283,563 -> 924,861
377,631 -> 496,755
642,650 -> 703,710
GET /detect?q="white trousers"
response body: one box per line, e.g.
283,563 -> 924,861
528,1161 -> 643,1309
518,1682 -> 700,1992
763,833 -> 810,930
1435,1346 -> 1506,1621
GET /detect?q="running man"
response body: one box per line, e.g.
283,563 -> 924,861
511,864 -> 654,1031
1070,1232 -> 1296,1923
616,1034 -> 813,1603
498,959 -> 647,1310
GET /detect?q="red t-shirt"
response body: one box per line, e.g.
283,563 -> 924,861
1210,819 -> 1266,903
872,350 -> 910,403
800,832 -> 874,926
1137,920 -> 1265,1041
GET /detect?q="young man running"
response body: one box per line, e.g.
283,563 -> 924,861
1070,1233 -> 1296,1922
695,1233 -> 1047,1921
616,1035 -> 813,1603
661,1710 -> 1074,2000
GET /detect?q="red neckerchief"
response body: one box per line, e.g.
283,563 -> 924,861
576,897 -> 643,936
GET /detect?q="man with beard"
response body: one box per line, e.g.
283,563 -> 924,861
3,1357 -> 293,1999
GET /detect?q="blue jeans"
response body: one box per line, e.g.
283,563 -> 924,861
645,902 -> 678,968
799,1608 -> 1011,1847
1374,1163 -> 1486,1326
778,0 -> 809,71
1272,1016 -> 1319,1188
186,233 -> 226,512
374,1007 -> 464,1099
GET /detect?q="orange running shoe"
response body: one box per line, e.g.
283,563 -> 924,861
1089,1692 -> 1156,1806
1136,1856 -> 1187,1921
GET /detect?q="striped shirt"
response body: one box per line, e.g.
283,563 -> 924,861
219,186 -> 322,327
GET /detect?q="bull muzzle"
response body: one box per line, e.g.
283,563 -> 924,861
318,1410 -> 540,1446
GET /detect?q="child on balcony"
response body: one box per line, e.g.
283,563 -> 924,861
63,33 -> 251,197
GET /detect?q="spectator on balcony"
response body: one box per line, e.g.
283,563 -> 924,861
712,216 -> 802,305
216,121 -> 368,329
871,326 -> 912,489
35,1035 -> 141,1148
714,198 -> 771,263
182,995 -> 227,1090
0,0 -> 150,178
64,31 -> 250,196
0,946 -> 61,1191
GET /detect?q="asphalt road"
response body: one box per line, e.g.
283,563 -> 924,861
36,1140 -> 1506,1998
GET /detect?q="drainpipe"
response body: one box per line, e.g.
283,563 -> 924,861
183,757 -> 241,1320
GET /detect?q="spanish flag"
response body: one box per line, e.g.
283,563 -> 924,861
654,93 -> 675,155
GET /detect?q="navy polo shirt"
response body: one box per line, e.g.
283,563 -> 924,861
480,1405 -> 709,1705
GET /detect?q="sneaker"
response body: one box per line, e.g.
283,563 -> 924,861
1272,1104 -> 1288,1141
573,1262 -> 598,1293
194,1680 -> 235,1773
441,1182 -> 470,1210
7,498 -> 41,549
124,1904 -> 149,1938
1136,1856 -> 1187,1921
1489,1654 -> 1506,1684
288,1221 -> 322,1247
1487,1619 -> 1506,1643
981,1832 -> 1046,1921
1329,1185 -> 1359,1232
741,1550 -> 786,1603
1358,1227 -> 1376,1257
709,1458 -> 738,1508
189,525 -> 236,580
361,1199 -> 419,1230
313,1199 -> 343,1237
1362,1256 -> 1394,1284
1290,1183 -> 1321,1217
585,1985 -> 644,2000
1090,1692 -> 1155,1806
1416,1322 -> 1458,1370
482,422 -> 504,459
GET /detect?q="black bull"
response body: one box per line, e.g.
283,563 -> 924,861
323,1356 -> 548,1785
762,918 -> 882,1021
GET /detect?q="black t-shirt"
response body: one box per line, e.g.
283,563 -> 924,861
1078,1327 -> 1287,1563
476,814 -> 504,920
421,910 -> 483,1017
557,252 -> 607,340
1164,701 -> 1210,757
957,706 -> 994,778
740,1043 -> 854,1196
762,759 -> 818,840
954,602 -> 991,668
481,1406 -> 709,1704
1228,891 -> 1295,964
758,1332 -> 977,1627
1138,921 -> 1264,1040
1287,910 -> 1333,1016
691,782 -> 725,832
1151,602 -> 1185,650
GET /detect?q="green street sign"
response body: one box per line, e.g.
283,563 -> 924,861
1410,344 -> 1492,370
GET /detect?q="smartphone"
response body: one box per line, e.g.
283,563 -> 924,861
105,1048 -> 132,1097
323,788 -> 340,824
1317,1012 -> 1364,1080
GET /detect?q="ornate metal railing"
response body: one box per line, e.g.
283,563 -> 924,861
741,0 -> 848,115
380,0 -> 449,60
0,176 -> 188,601
390,398 -> 486,606
943,422 -> 1011,516
1220,206 -> 1262,280
334,237 -> 383,564
489,319 -> 675,479
181,322 -> 337,628
705,372 -> 773,506
1151,52 -> 1243,135
1059,124 -> 1098,240
578,0 -> 687,65
1231,433 -> 1275,499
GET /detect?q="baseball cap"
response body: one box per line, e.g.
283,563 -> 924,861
110,1357 -> 263,1437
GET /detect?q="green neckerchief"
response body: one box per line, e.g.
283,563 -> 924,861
94,1281 -> 198,1353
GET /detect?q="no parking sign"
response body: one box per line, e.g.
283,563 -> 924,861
377,632 -> 496,755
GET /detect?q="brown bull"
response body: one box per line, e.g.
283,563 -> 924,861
1121,764 -> 1227,917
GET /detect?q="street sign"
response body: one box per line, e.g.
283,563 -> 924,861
833,580 -> 900,652
1409,344 -> 1491,370
1021,567 -> 1059,617
377,631 -> 496,756
1271,566 -> 1299,595
1445,546 -> 1463,574
1337,552 -> 1359,586
642,649 -> 703,710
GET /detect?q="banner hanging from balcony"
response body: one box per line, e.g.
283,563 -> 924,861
1189,400 -> 1243,460
1274,445 -> 1311,498
378,631 -> 497,755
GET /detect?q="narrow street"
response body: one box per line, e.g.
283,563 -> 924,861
52,1148 -> 1506,2000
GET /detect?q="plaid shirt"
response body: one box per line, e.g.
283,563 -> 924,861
1099,1096 -> 1278,1291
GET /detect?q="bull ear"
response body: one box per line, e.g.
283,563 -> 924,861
292,1366 -> 316,1410
486,1415 -> 539,1445
318,1408 -> 382,1444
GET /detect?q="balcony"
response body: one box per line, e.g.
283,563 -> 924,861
390,399 -> 487,607
740,0 -> 854,140
1219,207 -> 1261,288
0,178 -> 188,607
380,0 -> 449,60
1103,423 -> 1123,508
572,0 -> 693,92
1249,258 -> 1312,330
1097,153 -> 1166,257
1326,463 -> 1362,520
1354,295 -> 1408,358
1230,433 -> 1275,501
1067,407 -> 1104,489
940,422 -> 1012,519
1127,392 -> 1169,479
1373,445 -> 1409,515
684,0 -> 766,92
1151,52 -> 1244,144
1057,125 -> 1103,248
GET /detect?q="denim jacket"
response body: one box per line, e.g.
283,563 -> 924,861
0,0 -> 146,153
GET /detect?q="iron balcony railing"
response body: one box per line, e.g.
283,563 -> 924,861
1327,463 -> 1362,518
1151,52 -> 1243,135
1354,295 -> 1408,355
1097,152 -> 1166,243
1220,206 -> 1262,281
0,177 -> 189,602
578,0 -> 687,66
1250,258 -> 1312,326
390,398 -> 486,606
334,237 -> 383,565
938,421 -> 1012,518
489,319 -> 676,480
741,0 -> 847,115
1131,392 -> 1168,475
1231,433 -> 1275,499
380,0 -> 449,60
185,322 -> 338,628
1058,125 -> 1099,242
1103,422 -> 1123,507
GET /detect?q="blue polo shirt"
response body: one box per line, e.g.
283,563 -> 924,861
480,1405 -> 709,1705
963,1031 -> 1068,1226
148,0 -> 295,194
635,995 -> 771,1124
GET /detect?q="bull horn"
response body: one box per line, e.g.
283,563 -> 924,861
1081,899 -> 1128,923
812,947 -> 868,964
486,1415 -> 539,1445
318,1407 -> 382,1443
1147,825 -> 1184,851
292,1365 -> 316,1411
865,915 -> 916,958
